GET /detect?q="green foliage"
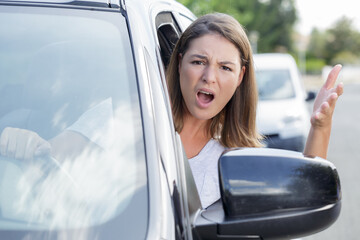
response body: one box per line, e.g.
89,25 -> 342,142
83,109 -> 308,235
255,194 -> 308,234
324,17 -> 360,64
246,0 -> 297,53
332,51 -> 360,65
177,1 -> 360,67
177,0 -> 297,53
306,28 -> 327,59
177,0 -> 255,25
305,58 -> 326,75
306,17 -> 360,65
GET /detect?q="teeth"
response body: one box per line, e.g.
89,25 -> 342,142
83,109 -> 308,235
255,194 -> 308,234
199,90 -> 213,95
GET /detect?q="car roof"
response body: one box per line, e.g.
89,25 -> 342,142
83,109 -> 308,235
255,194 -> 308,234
0,0 -> 180,9
0,0 -> 121,8
253,53 -> 297,70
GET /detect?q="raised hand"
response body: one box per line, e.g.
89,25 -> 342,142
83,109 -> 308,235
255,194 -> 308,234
311,64 -> 344,129
304,64 -> 344,159
0,127 -> 51,160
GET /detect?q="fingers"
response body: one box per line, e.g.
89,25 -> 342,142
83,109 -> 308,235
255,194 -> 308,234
6,129 -> 19,158
1,127 -> 19,158
320,79 -> 343,111
336,82 -> 344,96
328,92 -> 338,105
24,135 -> 40,160
313,91 -> 339,121
316,102 -> 330,119
324,64 -> 342,90
311,64 -> 343,130
15,131 -> 28,160
0,127 -> 50,160
320,92 -> 338,115
0,128 -> 10,156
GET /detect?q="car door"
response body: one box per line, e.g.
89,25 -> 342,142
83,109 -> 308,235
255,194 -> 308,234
152,6 -> 200,240
138,2 -> 198,238
124,1 -> 197,239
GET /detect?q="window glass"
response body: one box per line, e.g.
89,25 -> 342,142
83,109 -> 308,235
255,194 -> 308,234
256,69 -> 296,100
0,5 -> 147,239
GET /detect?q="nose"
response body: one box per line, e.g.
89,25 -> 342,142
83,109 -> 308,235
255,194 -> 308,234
202,65 -> 216,84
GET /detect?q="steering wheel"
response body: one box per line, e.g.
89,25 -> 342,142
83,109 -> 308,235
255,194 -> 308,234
0,155 -> 78,220
1,155 -> 77,184
0,155 -> 79,225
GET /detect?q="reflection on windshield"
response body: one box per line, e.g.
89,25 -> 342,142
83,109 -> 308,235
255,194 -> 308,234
0,6 -> 147,238
256,69 -> 295,100
6,102 -> 144,229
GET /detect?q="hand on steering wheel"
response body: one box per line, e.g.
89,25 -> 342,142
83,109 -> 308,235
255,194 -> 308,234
0,127 -> 78,188
0,127 -> 51,160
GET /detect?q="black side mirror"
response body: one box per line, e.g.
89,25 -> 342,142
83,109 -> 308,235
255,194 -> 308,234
306,91 -> 316,101
192,148 -> 341,240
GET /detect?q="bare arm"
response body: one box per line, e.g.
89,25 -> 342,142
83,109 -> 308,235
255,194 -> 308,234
49,130 -> 102,160
303,64 -> 344,159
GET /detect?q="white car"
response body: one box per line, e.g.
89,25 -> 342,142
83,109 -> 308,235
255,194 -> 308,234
254,53 -> 315,151
0,2 -> 339,239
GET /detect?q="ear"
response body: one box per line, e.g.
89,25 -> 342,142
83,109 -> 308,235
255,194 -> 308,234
237,66 -> 246,87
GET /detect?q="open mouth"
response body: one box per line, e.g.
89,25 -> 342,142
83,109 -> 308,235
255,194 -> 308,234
197,90 -> 214,104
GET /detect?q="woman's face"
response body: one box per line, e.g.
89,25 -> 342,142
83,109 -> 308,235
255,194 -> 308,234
179,33 -> 245,121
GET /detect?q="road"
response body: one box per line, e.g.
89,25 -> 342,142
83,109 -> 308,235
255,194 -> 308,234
304,82 -> 360,239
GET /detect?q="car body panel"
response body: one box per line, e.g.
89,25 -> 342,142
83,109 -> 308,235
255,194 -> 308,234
124,0 -> 196,239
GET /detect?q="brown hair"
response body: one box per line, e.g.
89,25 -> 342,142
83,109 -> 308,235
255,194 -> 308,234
166,13 -> 262,148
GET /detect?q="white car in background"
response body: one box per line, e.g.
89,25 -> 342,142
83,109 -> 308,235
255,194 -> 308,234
254,53 -> 315,151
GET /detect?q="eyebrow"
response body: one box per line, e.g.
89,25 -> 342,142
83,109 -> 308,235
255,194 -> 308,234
190,54 -> 207,60
219,61 -> 236,66
190,54 -> 236,65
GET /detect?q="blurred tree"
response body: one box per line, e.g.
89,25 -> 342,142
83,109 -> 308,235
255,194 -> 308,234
246,0 -> 297,53
307,17 -> 360,65
177,0 -> 255,26
178,0 -> 297,53
332,51 -> 360,65
324,17 -> 360,65
307,28 -> 327,59
305,28 -> 328,73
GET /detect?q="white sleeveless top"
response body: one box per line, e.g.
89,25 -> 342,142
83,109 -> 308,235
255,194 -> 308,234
188,139 -> 226,208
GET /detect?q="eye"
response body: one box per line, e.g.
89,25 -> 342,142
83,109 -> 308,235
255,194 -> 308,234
191,60 -> 204,65
221,66 -> 232,72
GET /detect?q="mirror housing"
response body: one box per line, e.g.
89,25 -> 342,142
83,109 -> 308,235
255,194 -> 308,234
306,91 -> 316,102
193,148 -> 341,240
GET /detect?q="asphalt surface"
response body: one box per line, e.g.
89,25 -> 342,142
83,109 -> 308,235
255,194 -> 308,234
303,82 -> 360,239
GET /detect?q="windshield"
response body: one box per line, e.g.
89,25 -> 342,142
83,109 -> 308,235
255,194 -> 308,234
256,69 -> 296,100
0,5 -> 147,239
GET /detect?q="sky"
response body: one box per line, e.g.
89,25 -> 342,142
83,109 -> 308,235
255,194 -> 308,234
295,0 -> 360,35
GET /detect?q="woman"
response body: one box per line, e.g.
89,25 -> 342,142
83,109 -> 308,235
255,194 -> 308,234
0,12 -> 343,209
166,13 -> 343,207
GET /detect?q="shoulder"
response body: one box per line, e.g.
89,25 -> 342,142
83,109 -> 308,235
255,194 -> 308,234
207,138 -> 226,153
191,139 -> 226,162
